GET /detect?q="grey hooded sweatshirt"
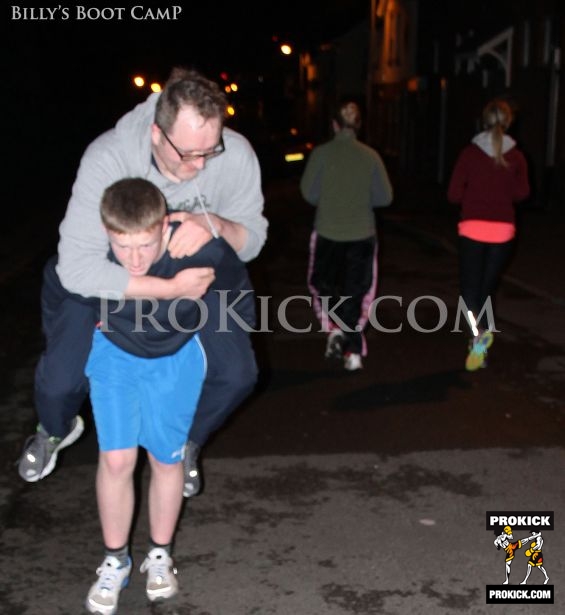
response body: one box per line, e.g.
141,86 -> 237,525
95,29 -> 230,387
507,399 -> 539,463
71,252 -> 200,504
57,93 -> 267,298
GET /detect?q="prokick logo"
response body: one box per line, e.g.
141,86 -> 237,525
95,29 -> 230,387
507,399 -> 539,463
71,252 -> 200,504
486,510 -> 555,604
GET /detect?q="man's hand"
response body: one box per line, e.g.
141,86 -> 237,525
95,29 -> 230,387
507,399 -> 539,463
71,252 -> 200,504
171,267 -> 215,299
168,213 -> 215,258
169,210 -> 248,256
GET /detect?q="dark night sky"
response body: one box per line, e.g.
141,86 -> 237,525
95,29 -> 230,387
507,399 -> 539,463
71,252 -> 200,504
7,1 -> 369,94
5,1 -> 368,207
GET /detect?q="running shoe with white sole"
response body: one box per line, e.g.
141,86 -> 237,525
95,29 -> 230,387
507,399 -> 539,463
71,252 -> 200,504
18,415 -> 85,482
140,547 -> 178,602
325,330 -> 344,359
344,352 -> 363,371
85,555 -> 131,615
465,330 -> 494,371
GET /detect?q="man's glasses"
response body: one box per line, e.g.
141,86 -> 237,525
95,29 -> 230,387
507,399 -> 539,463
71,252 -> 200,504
157,125 -> 225,162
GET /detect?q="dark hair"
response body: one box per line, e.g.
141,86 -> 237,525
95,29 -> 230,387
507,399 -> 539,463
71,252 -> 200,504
101,178 -> 167,233
333,100 -> 362,132
155,67 -> 228,132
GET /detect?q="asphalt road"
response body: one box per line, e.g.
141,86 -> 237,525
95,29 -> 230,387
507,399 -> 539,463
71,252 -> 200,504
0,175 -> 564,614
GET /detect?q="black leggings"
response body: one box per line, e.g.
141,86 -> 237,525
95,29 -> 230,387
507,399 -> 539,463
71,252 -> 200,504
310,234 -> 376,354
458,235 -> 514,332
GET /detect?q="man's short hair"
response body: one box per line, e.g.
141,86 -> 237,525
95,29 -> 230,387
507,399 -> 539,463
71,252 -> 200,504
155,67 -> 228,132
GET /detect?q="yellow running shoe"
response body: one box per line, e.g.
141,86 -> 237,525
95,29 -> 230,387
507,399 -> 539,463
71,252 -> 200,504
465,330 -> 494,371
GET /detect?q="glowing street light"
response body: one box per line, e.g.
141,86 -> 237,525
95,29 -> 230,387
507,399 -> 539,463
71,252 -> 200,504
133,75 -> 145,88
150,82 -> 162,93
280,43 -> 293,56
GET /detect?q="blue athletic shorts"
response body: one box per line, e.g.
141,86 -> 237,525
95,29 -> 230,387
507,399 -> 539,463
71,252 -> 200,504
85,329 -> 206,464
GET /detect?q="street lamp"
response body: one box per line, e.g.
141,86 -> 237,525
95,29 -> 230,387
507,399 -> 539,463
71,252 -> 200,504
280,43 -> 293,56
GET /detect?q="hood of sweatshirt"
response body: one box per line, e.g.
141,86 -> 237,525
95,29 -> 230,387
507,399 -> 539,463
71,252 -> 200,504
111,92 -> 159,173
471,131 -> 516,157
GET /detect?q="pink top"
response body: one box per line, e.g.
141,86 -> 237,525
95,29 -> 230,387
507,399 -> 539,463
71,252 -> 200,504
458,219 -> 515,243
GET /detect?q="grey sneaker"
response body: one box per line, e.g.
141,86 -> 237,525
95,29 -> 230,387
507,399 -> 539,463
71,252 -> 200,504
182,440 -> 201,498
325,330 -> 344,359
140,547 -> 178,602
18,416 -> 84,482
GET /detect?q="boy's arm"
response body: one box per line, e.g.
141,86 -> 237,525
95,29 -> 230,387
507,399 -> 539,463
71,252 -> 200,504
125,267 -> 215,300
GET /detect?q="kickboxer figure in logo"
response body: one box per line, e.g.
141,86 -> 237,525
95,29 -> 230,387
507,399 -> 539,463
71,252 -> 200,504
520,532 -> 550,585
493,526 -> 538,585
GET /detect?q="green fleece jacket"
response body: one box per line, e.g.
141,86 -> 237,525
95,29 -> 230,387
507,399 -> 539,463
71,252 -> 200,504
300,130 -> 393,241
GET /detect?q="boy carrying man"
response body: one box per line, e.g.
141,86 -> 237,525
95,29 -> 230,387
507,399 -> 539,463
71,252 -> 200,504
82,177 -> 255,614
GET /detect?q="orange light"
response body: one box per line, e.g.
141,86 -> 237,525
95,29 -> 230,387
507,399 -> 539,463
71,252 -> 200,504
280,44 -> 292,55
226,105 -> 235,117
150,82 -> 162,93
133,76 -> 145,88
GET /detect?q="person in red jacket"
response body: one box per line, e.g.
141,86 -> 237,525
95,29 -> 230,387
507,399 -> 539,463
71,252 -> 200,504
447,99 -> 530,371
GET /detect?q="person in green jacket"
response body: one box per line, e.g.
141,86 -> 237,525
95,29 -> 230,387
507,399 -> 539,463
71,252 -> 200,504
300,100 -> 393,371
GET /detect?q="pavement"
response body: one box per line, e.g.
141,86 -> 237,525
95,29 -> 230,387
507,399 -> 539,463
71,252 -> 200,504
0,175 -> 564,615
2,448 -> 563,615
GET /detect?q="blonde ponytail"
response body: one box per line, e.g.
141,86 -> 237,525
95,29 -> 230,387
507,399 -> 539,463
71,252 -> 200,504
482,99 -> 513,167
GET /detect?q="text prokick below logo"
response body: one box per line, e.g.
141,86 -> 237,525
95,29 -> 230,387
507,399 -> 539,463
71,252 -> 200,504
486,510 -> 554,604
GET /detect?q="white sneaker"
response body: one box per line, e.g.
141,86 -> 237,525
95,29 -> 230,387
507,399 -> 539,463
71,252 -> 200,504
140,547 -> 178,602
325,330 -> 344,359
344,353 -> 363,371
86,555 -> 131,614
